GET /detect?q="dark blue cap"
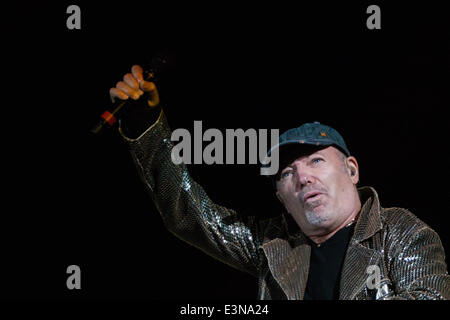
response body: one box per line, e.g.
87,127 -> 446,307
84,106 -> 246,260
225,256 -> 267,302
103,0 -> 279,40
276,121 -> 350,156
264,121 -> 350,178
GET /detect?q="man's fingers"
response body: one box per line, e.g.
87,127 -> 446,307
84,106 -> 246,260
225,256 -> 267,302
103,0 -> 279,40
123,73 -> 140,91
131,65 -> 144,83
108,65 -> 159,107
140,80 -> 157,92
109,88 -> 129,102
116,81 -> 141,100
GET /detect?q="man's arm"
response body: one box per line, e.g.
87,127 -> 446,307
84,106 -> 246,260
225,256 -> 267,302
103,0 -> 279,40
120,110 -> 261,276
111,65 -> 261,276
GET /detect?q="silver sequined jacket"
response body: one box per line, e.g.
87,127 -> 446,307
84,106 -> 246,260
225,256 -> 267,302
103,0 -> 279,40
120,110 -> 450,300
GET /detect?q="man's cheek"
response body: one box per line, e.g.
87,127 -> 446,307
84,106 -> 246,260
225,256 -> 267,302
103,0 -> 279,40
289,196 -> 303,211
282,196 -> 293,211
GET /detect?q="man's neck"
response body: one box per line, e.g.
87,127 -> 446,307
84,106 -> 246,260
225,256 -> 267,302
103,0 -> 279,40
308,211 -> 359,246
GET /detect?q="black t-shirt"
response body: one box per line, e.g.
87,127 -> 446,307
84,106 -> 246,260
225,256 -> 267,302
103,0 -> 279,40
303,223 -> 355,300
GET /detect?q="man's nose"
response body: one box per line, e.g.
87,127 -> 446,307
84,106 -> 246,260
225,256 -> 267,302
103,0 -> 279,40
295,166 -> 314,190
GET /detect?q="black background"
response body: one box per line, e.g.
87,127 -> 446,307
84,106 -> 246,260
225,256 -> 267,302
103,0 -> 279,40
3,1 -> 449,303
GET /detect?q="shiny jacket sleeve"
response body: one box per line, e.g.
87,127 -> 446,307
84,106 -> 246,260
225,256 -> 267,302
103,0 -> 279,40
119,110 -> 261,276
385,208 -> 450,300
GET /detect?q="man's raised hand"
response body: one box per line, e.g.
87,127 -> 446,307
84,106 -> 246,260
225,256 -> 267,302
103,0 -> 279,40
109,65 -> 160,107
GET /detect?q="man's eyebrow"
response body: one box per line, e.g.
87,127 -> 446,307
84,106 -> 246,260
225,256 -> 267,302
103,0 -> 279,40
281,164 -> 294,171
308,151 -> 327,158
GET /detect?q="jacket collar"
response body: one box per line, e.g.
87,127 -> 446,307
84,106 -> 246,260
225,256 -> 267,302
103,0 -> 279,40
339,186 -> 385,299
352,186 -> 383,243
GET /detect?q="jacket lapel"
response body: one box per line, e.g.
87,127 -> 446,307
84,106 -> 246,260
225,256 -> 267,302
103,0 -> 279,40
339,187 -> 384,299
262,238 -> 310,300
339,241 -> 382,299
260,214 -> 311,300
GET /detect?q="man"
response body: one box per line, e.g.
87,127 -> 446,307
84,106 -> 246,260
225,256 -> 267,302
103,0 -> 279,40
109,65 -> 450,300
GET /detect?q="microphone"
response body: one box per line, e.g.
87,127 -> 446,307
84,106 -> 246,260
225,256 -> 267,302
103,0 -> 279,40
90,54 -> 170,135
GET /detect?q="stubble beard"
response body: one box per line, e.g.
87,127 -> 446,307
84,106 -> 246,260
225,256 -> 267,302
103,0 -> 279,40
304,200 -> 332,226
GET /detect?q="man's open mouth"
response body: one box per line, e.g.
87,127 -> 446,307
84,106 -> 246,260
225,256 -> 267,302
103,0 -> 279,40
303,191 -> 324,203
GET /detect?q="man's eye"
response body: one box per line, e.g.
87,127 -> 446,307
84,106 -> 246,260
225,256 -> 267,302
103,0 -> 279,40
281,171 -> 293,179
312,158 -> 324,164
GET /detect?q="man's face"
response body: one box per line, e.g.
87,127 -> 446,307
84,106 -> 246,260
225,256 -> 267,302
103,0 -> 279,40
276,145 -> 360,236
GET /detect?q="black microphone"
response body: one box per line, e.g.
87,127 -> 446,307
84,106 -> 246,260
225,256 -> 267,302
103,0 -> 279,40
90,54 -> 170,135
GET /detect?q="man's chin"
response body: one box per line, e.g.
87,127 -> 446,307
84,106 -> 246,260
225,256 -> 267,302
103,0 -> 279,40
305,208 -> 331,226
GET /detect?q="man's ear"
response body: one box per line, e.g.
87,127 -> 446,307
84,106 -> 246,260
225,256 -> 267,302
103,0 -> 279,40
276,191 -> 285,206
276,191 -> 292,215
346,156 -> 359,184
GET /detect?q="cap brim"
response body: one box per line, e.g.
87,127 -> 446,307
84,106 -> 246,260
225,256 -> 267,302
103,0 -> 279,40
261,139 -> 348,178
